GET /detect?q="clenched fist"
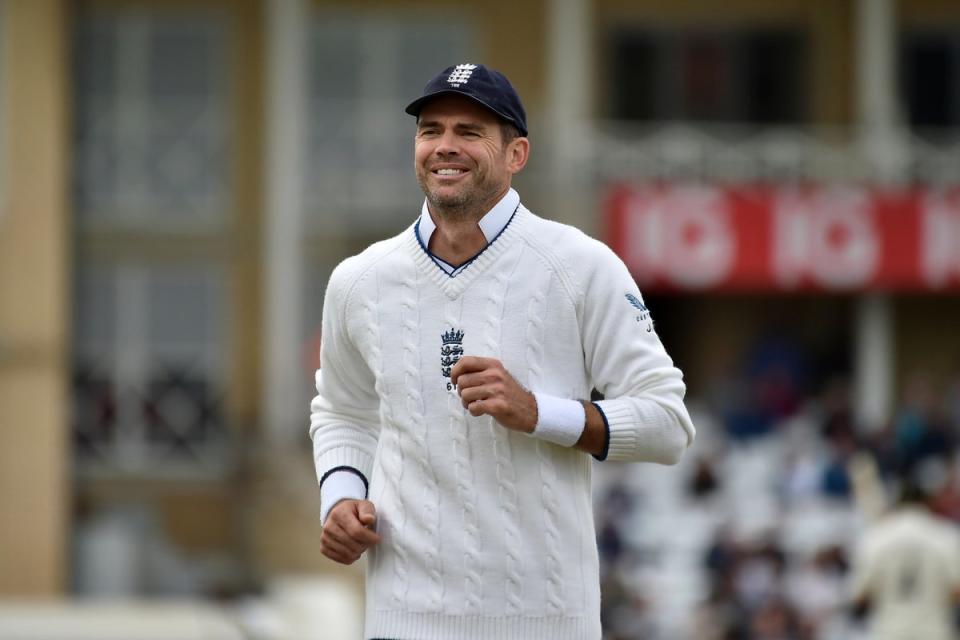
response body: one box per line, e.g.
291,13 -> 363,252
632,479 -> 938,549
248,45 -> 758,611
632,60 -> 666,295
450,356 -> 538,433
321,499 -> 382,565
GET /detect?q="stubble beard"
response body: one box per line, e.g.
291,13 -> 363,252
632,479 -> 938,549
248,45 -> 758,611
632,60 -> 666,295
417,171 -> 503,222
421,185 -> 472,220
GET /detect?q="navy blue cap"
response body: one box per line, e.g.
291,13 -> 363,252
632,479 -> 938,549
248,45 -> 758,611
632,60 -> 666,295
405,63 -> 528,137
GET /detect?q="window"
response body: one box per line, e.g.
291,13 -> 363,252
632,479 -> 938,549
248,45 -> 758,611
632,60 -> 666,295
72,8 -> 232,476
73,10 -> 230,227
305,11 -> 474,230
609,28 -> 809,125
901,30 -> 960,129
73,265 -> 227,475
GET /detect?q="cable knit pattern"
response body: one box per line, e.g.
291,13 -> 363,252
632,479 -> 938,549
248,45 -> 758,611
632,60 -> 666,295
310,203 -> 695,640
525,287 -> 566,614
483,265 -> 524,614
445,298 -> 483,612
400,268 -> 444,608
364,290 -> 409,608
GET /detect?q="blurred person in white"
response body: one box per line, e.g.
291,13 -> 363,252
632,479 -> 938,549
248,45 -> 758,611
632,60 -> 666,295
785,545 -> 849,638
850,479 -> 960,640
309,62 -> 695,640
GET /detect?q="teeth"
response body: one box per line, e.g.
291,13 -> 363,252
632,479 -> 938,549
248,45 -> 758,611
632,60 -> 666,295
436,169 -> 464,175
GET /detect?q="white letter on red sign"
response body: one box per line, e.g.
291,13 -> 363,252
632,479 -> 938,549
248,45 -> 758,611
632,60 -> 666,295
922,191 -> 960,289
626,185 -> 734,289
774,187 -> 879,290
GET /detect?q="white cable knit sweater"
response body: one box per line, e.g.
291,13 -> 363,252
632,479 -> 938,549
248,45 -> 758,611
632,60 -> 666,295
310,204 -> 695,640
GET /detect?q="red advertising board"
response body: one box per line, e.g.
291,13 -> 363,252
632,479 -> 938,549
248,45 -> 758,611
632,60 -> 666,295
605,183 -> 960,292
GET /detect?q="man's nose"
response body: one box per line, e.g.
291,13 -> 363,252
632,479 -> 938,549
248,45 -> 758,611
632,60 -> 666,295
434,130 -> 460,156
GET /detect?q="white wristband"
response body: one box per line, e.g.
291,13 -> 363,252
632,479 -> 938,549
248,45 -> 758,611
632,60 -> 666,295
320,470 -> 367,524
531,393 -> 586,447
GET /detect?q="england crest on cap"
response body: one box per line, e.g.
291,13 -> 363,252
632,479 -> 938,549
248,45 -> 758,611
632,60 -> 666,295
447,64 -> 477,88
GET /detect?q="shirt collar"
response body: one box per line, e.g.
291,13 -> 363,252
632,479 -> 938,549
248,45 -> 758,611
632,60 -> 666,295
418,188 -> 520,245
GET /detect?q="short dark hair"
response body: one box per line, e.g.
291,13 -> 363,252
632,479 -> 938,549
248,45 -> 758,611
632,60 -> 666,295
500,122 -> 521,146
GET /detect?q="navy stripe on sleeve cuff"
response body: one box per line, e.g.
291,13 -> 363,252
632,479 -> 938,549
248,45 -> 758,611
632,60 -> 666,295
591,402 -> 611,461
319,465 -> 370,498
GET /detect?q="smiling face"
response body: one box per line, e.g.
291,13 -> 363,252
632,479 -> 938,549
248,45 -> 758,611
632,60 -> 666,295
414,94 -> 529,220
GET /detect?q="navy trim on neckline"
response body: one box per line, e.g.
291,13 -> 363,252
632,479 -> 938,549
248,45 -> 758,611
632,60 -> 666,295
414,204 -> 520,279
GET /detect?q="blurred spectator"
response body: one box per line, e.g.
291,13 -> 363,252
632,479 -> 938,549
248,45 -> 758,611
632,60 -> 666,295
749,596 -> 802,640
734,535 -> 787,610
850,480 -> 960,640
689,455 -> 721,499
893,373 -> 952,473
785,546 -> 848,635
600,570 -> 659,640
691,585 -> 746,640
596,476 -> 638,569
705,526 -> 741,583
930,459 -> 960,523
597,362 -> 960,640
945,366 -> 960,430
723,376 -> 774,440
723,334 -> 809,441
821,428 -> 857,499
778,450 -> 823,505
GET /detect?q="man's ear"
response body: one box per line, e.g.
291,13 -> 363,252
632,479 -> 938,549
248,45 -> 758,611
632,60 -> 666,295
507,137 -> 530,174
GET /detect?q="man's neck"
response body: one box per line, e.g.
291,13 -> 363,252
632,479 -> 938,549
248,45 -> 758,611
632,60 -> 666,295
426,190 -> 509,266
427,214 -> 487,266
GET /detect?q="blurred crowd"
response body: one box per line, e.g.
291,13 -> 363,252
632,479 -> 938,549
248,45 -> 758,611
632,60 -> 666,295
594,336 -> 960,640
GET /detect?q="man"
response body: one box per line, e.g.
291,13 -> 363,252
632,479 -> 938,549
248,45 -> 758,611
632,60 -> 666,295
850,480 -> 960,640
310,63 -> 695,640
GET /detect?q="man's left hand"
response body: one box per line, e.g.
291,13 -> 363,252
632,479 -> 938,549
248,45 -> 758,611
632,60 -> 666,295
450,356 -> 537,433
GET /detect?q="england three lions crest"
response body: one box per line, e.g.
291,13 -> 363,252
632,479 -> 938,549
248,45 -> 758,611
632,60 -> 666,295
441,328 -> 464,391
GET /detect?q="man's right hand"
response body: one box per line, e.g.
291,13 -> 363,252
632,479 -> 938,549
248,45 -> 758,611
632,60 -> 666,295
321,499 -> 382,565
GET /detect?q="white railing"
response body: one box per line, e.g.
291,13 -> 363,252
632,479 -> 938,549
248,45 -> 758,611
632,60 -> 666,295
580,123 -> 960,186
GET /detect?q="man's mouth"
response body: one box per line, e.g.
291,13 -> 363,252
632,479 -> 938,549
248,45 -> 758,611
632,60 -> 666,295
432,168 -> 468,176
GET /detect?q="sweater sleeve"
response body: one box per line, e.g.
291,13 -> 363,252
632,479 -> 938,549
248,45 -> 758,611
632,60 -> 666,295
578,241 -> 695,463
309,261 -> 382,513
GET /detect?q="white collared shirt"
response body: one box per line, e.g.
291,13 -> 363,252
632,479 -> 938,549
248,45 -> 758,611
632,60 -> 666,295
416,188 -> 520,276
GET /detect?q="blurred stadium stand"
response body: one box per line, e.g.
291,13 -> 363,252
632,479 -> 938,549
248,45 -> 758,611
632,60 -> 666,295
2,0 -> 960,638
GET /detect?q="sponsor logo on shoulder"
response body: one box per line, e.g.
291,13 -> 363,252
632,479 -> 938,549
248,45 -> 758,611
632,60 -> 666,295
625,293 -> 647,311
625,293 -> 654,332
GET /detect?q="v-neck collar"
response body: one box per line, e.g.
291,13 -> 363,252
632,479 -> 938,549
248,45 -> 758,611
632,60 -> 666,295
415,203 -> 519,276
417,188 -> 520,256
407,205 -> 527,299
